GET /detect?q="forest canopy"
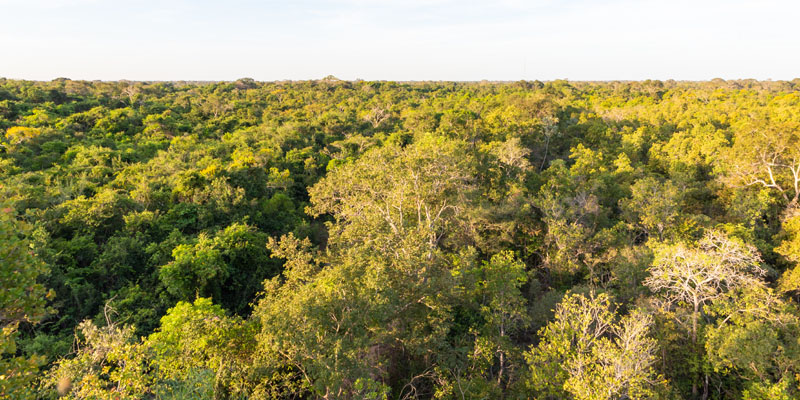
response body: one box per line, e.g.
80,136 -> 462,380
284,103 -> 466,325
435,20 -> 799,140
2,77 -> 800,399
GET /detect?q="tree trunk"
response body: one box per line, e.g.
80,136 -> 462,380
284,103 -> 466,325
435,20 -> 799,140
691,302 -> 699,400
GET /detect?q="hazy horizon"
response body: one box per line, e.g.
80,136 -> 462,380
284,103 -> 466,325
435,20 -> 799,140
3,77 -> 800,84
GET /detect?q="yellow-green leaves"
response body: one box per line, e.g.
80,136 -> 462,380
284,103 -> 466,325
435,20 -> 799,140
722,119 -> 800,205
45,321 -> 152,400
777,208 -> 800,292
620,176 -> 681,240
4,126 -> 42,145
307,134 -> 480,256
525,292 -> 664,400
0,205 -> 52,399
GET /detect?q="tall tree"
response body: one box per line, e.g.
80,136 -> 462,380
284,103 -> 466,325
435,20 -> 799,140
307,133 -> 481,255
644,230 -> 766,398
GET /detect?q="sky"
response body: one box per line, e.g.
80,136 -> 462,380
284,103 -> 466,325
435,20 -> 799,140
1,0 -> 798,81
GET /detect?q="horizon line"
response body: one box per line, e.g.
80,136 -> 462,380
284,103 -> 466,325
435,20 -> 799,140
3,76 -> 799,84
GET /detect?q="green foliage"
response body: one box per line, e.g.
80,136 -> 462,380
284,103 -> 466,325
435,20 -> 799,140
147,297 -> 254,399
777,208 -> 800,293
307,133 -> 482,254
3,78 -> 800,398
159,222 -> 277,313
160,234 -> 228,300
454,251 -> 530,386
534,145 -> 627,285
45,298 -> 254,400
44,320 -> 153,400
621,176 -> 682,240
255,234 -> 393,398
525,291 -> 665,399
705,287 -> 800,398
722,118 -> 800,205
0,205 -> 52,399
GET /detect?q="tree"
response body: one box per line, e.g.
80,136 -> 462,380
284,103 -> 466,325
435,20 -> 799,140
621,176 -> 681,240
120,83 -> 140,106
434,250 -> 530,398
147,298 -> 235,379
253,233 -> 393,399
159,222 -> 277,313
704,287 -> 800,398
723,119 -> 800,205
44,320 -> 153,400
0,205 -> 52,399
260,133 -> 532,398
644,230 -> 766,398
534,145 -> 623,285
307,134 -> 481,255
159,232 -> 228,302
4,126 -> 42,145
525,291 -> 664,400
147,297 -> 253,399
472,251 -> 529,387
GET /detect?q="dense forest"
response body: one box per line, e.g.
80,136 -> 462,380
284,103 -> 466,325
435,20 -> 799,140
2,77 -> 800,399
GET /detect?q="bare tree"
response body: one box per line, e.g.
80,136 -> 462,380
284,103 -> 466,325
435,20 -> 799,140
363,105 -> 392,129
644,230 -> 766,398
121,83 -> 140,106
645,230 -> 765,341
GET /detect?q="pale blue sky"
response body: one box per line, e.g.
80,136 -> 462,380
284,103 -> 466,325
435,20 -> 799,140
1,0 -> 798,81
